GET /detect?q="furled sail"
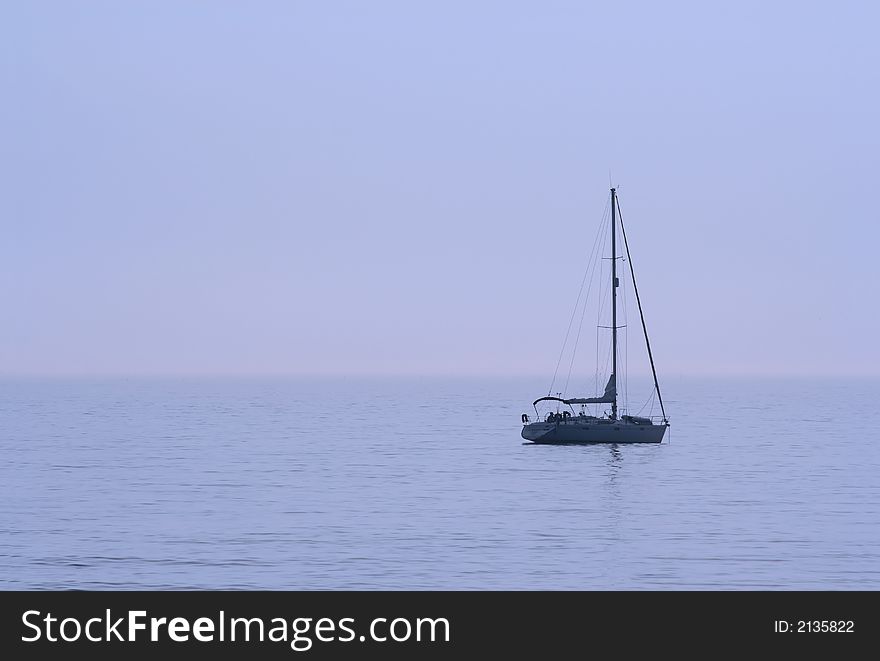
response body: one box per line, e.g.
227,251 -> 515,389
565,374 -> 616,405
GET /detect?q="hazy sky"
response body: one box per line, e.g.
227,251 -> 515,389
2,1 -> 878,377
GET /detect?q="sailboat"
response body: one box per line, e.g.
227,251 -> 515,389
521,187 -> 669,444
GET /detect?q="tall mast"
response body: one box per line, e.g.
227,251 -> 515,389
610,187 -> 618,419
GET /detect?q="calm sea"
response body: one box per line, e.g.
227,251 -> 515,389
2,376 -> 878,590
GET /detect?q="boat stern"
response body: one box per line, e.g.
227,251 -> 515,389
521,422 -> 555,442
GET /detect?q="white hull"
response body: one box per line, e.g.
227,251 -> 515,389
522,418 -> 666,444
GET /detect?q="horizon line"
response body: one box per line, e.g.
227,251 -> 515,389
1,371 -> 878,380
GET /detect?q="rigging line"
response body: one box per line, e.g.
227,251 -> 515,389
547,198 -> 609,395
616,195 -> 668,423
637,389 -> 655,416
594,317 -> 600,399
594,262 -> 602,398
623,262 -> 629,413
563,245 -> 603,395
618,248 -> 628,412
558,205 -> 608,395
594,323 -> 599,387
590,204 -> 611,395
601,328 -> 613,377
625,260 -> 629,411
592,260 -> 615,403
599,338 -> 613,415
594,316 -> 614,405
563,209 -> 609,395
594,207 -> 611,392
